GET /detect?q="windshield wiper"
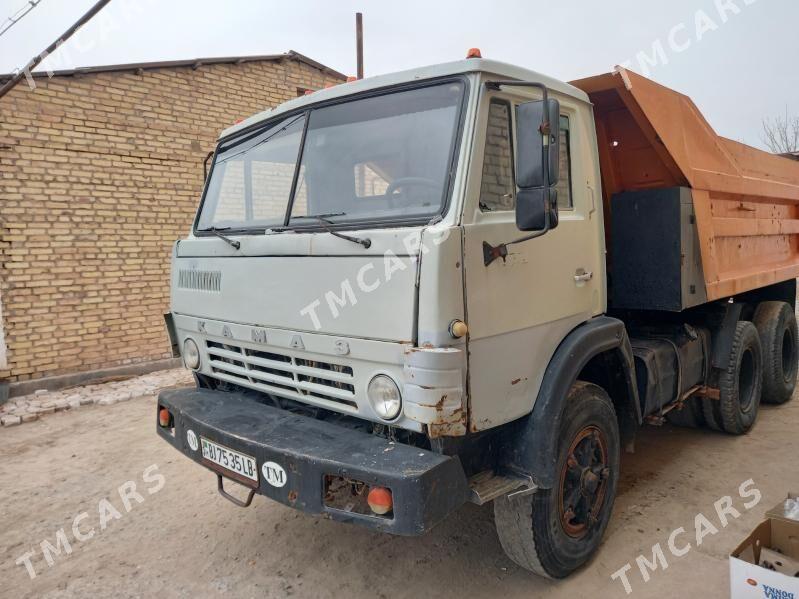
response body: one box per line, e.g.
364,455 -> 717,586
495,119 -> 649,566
200,227 -> 241,249
278,214 -> 372,249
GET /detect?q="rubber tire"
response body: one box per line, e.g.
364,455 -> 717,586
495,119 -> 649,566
665,396 -> 705,428
702,321 -> 763,435
753,301 -> 798,405
493,382 -> 620,579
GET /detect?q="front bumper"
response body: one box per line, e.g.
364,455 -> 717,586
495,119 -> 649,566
156,387 -> 471,535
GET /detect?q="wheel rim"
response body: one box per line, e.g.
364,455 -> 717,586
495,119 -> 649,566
781,328 -> 796,383
738,348 -> 756,413
558,425 -> 610,539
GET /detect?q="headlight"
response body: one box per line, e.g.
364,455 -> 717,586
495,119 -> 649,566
367,375 -> 402,420
183,338 -> 200,370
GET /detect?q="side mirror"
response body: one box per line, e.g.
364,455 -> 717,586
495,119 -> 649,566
516,188 -> 558,231
515,98 -> 560,232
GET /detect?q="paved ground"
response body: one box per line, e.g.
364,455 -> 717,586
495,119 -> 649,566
1,374 -> 797,598
0,369 -> 193,427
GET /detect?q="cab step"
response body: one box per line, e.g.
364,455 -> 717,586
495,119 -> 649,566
468,470 -> 537,505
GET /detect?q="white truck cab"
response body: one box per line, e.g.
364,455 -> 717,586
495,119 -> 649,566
169,58 -> 604,436
158,56 -> 798,579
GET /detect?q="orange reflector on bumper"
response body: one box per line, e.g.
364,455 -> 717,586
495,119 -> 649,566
158,408 -> 172,428
367,487 -> 393,515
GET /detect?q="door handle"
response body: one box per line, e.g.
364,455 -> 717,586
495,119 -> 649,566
574,269 -> 593,282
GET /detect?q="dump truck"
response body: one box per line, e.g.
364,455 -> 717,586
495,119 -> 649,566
157,54 -> 799,578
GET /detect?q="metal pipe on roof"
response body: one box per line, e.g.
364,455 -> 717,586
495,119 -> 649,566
356,12 -> 364,79
0,0 -> 43,39
0,0 -> 113,101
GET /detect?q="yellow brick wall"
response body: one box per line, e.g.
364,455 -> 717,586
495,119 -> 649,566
0,58 -> 343,383
480,101 -> 514,212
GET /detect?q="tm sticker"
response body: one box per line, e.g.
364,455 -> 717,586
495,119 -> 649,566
186,429 -> 198,451
262,461 -> 287,487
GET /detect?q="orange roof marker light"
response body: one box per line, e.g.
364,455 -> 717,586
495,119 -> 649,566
466,48 -> 482,59
346,76 -> 357,82
304,89 -> 314,95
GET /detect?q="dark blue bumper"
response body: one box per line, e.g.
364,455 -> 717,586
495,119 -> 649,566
156,387 -> 470,535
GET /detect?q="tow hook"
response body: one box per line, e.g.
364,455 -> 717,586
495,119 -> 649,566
216,474 -> 255,508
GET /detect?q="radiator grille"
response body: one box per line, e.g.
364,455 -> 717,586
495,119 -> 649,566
205,340 -> 357,411
178,269 -> 221,292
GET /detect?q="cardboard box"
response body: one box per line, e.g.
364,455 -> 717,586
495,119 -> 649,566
730,493 -> 799,599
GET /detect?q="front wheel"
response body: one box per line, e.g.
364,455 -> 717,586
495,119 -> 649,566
494,381 -> 620,578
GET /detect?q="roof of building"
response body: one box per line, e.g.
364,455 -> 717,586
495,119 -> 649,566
221,57 -> 590,139
0,50 -> 346,82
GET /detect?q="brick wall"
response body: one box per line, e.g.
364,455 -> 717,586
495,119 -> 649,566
479,101 -> 573,212
480,101 -> 514,212
0,57 -> 343,384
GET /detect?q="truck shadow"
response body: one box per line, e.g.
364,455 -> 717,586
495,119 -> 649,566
238,420 -> 736,597
226,399 -> 796,596
199,394 -> 796,598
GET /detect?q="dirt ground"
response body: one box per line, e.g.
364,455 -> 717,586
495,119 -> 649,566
1,382 -> 797,599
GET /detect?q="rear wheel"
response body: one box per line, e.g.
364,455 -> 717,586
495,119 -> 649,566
702,321 -> 762,435
753,301 -> 798,405
494,382 -> 620,578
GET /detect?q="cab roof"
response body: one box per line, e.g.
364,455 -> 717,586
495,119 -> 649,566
219,58 -> 590,139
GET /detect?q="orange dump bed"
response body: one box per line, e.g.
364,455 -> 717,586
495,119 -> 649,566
570,67 -> 799,302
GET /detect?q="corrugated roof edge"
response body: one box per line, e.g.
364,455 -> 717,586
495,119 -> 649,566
0,50 -> 347,82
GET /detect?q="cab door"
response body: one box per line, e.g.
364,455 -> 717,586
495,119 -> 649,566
462,88 -> 605,431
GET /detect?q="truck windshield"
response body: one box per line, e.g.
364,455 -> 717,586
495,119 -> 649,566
196,80 -> 465,232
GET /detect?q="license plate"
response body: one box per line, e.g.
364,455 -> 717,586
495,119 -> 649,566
200,438 -> 258,482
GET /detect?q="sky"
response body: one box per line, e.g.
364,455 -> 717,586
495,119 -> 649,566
1,0 -> 797,149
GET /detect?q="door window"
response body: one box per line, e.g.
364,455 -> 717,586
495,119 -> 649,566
479,100 -> 515,212
555,115 -> 573,210
479,102 -> 574,212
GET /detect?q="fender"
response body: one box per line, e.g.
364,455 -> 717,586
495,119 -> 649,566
503,315 -> 640,489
